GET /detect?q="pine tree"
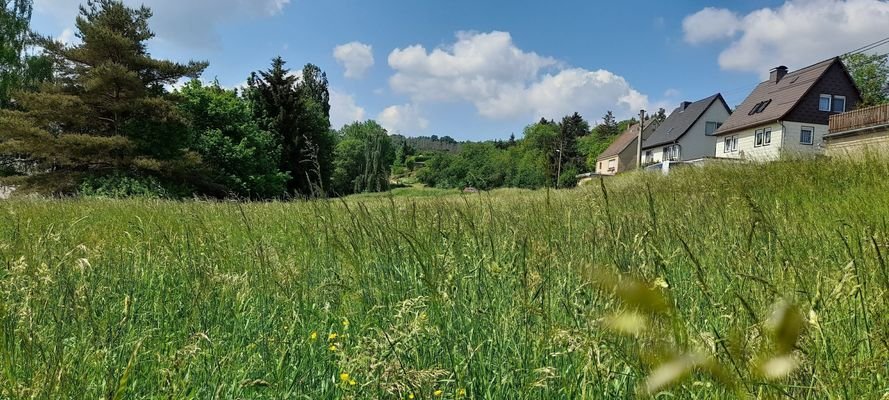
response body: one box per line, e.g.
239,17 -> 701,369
0,0 -> 32,107
0,0 -> 207,193
247,58 -> 336,197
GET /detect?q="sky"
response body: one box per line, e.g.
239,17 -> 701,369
30,0 -> 889,140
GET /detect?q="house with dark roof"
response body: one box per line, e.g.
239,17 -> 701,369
712,57 -> 861,161
639,93 -> 732,164
595,121 -> 657,175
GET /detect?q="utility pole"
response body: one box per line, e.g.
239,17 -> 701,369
555,147 -> 563,188
636,109 -> 646,170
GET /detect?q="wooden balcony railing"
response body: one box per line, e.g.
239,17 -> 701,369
829,103 -> 889,133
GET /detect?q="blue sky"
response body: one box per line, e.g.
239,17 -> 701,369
31,0 -> 889,140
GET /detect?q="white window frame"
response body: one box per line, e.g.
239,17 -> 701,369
800,126 -> 814,145
645,150 -> 652,163
832,95 -> 846,113
607,159 -> 616,172
755,129 -> 764,147
724,136 -> 738,153
763,128 -> 772,146
819,94 -> 832,112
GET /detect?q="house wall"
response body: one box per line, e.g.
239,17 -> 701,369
716,122 -> 827,161
596,155 -> 620,175
617,139 -> 639,173
781,121 -> 829,155
825,127 -> 889,157
716,122 -> 784,161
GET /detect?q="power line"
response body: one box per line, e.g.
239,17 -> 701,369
844,36 -> 889,56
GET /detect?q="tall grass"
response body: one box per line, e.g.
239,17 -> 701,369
1,157 -> 888,399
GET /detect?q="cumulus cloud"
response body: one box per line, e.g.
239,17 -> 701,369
333,42 -> 375,79
33,0 -> 291,48
377,104 -> 429,134
683,0 -> 889,73
387,31 -> 649,121
330,89 -> 367,129
682,7 -> 741,44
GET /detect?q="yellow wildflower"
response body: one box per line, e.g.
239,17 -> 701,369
457,388 -> 466,397
340,373 -> 350,382
309,331 -> 318,341
349,379 -> 356,386
328,344 -> 337,351
328,332 -> 338,340
408,394 -> 415,399
342,318 -> 350,328
434,389 -> 443,397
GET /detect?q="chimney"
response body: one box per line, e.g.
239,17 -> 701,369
680,101 -> 692,111
770,66 -> 788,83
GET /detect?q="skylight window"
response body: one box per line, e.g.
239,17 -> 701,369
748,99 -> 772,115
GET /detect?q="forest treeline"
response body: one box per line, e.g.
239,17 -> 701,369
2,0 -> 887,198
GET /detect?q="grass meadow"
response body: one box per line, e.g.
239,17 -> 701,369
1,157 -> 888,399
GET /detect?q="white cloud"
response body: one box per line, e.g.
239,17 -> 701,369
56,27 -> 76,45
682,7 -> 741,44
683,0 -> 889,74
387,31 -> 648,122
33,0 -> 291,48
330,89 -> 367,129
333,42 -> 375,79
377,104 -> 429,134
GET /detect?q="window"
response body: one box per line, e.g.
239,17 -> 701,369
800,126 -> 814,145
763,128 -> 772,146
598,161 -> 603,171
748,99 -> 772,115
645,150 -> 652,163
663,145 -> 680,161
608,159 -> 616,172
724,136 -> 738,153
755,129 -> 764,147
832,96 -> 846,113
819,94 -> 832,112
705,121 -> 723,135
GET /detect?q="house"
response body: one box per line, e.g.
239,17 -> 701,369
639,93 -> 732,164
712,57 -> 861,161
824,103 -> 889,156
595,121 -> 657,175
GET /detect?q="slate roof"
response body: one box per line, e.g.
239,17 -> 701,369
641,94 -> 730,149
713,57 -> 849,136
597,121 -> 657,160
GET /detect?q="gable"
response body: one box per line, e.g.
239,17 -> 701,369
784,62 -> 861,125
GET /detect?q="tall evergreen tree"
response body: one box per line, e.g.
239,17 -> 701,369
0,0 -> 207,193
0,0 -> 32,107
247,58 -> 336,197
559,112 -> 590,172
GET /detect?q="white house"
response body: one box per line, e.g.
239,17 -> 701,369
640,94 -> 732,165
712,57 -> 862,161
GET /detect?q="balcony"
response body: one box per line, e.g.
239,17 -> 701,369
829,103 -> 889,134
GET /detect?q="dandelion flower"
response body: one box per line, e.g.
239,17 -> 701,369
309,331 -> 318,341
342,318 -> 350,328
434,389 -> 443,397
340,373 -> 350,382
408,394 -> 414,399
457,388 -> 466,397
329,345 -> 337,351
328,332 -> 338,340
349,379 -> 356,386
